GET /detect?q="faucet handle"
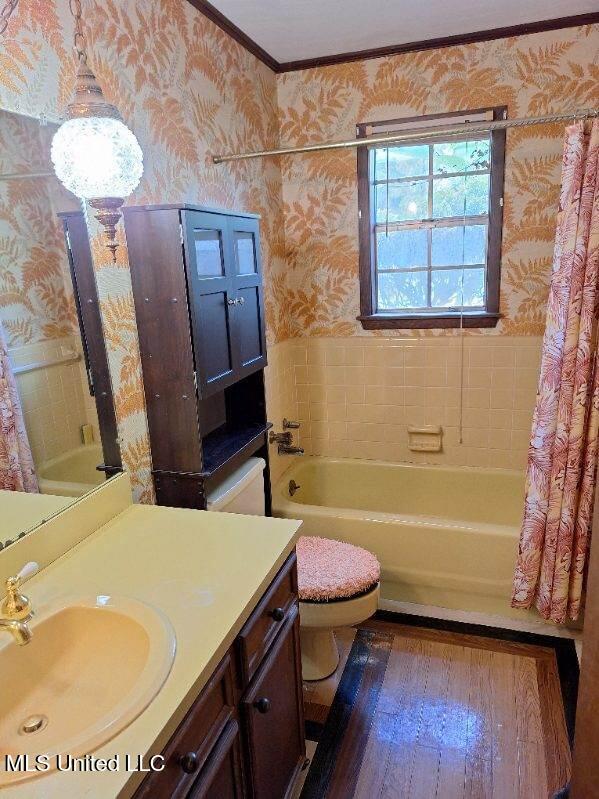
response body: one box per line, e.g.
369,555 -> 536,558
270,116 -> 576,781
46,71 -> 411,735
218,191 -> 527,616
1,561 -> 38,620
15,562 -> 39,584
283,418 -> 301,429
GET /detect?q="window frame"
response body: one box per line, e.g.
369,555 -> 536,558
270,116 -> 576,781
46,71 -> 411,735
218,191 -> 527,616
357,106 -> 507,329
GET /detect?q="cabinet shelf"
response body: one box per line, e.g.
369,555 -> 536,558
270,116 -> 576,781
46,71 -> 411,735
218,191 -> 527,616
201,421 -> 272,479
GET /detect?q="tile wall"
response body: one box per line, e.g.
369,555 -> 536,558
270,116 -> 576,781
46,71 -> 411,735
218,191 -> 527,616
265,336 -> 542,475
11,336 -> 100,468
264,341 -> 302,484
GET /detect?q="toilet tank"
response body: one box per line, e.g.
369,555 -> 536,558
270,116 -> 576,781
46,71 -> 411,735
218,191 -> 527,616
206,457 -> 266,515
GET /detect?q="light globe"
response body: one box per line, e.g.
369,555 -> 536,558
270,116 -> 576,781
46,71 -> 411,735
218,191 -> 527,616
51,116 -> 143,200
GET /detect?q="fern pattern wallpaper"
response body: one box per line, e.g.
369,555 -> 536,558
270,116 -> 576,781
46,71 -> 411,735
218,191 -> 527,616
0,110 -> 77,346
277,25 -> 599,337
1,0 -> 285,501
1,4 -> 598,497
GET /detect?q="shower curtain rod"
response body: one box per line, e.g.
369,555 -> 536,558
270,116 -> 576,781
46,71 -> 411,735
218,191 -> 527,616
212,107 -> 599,164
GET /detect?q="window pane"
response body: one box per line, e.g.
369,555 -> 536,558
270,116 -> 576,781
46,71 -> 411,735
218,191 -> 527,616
234,231 -> 257,274
432,173 -> 490,218
431,268 -> 485,308
375,180 -> 428,223
374,145 -> 429,181
378,271 -> 427,310
194,229 -> 224,277
431,225 -> 487,267
376,229 -> 428,270
433,139 -> 490,175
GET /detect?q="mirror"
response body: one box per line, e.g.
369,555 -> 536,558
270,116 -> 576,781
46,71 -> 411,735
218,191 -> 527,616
0,108 -> 120,549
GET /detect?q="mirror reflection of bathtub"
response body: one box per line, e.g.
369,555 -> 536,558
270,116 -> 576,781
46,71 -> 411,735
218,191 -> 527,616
38,444 -> 105,497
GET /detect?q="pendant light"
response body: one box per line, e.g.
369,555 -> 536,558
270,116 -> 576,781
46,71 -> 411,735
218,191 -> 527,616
50,0 -> 143,262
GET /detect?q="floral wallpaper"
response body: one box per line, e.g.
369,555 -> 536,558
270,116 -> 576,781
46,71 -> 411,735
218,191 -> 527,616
1,0 -> 285,501
277,24 -> 599,337
0,110 -> 77,346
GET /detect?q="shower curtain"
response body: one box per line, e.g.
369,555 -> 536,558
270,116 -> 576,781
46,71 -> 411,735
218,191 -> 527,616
512,120 -> 599,624
0,323 -> 38,493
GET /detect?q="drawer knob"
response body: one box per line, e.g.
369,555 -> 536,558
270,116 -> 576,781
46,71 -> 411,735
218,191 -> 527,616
270,607 -> 285,622
179,751 -> 199,774
253,697 -> 271,714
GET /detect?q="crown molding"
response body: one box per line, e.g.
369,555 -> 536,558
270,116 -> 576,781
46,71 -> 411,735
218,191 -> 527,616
186,6 -> 599,74
186,0 -> 279,71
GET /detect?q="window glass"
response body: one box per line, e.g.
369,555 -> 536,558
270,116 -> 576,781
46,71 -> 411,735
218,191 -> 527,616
194,230 -> 224,277
370,133 -> 493,313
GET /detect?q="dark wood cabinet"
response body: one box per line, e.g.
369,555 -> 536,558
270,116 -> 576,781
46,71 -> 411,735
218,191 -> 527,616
182,210 -> 266,397
134,554 -> 305,799
122,204 -> 271,510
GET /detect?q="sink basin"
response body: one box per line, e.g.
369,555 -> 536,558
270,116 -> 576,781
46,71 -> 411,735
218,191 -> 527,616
0,596 -> 176,784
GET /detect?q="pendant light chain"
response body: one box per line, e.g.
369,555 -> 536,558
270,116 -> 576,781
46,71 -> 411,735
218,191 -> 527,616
69,0 -> 87,63
0,0 -> 19,37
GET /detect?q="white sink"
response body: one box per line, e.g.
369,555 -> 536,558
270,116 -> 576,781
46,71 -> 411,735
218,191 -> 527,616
0,596 -> 176,784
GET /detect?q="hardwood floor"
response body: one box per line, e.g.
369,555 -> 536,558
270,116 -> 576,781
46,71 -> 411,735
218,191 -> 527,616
300,616 -> 575,799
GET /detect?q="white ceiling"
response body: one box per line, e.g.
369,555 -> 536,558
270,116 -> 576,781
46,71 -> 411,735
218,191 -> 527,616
208,0 -> 596,64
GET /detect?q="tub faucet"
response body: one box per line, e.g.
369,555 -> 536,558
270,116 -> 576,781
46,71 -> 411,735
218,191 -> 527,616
0,562 -> 38,646
269,430 -> 304,456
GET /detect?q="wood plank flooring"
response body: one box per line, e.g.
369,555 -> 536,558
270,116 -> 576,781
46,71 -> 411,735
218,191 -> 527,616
299,616 -> 574,799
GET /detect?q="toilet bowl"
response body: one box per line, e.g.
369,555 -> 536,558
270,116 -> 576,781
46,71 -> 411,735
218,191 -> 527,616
296,536 -> 380,681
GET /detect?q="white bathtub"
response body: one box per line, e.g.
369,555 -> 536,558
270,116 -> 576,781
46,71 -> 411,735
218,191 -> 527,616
38,445 -> 106,497
273,457 -> 526,618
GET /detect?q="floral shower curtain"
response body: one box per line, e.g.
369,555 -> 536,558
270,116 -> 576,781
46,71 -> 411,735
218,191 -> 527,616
0,323 -> 38,493
512,120 -> 599,624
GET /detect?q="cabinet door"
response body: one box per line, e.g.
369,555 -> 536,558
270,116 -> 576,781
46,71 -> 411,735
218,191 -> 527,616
241,608 -> 305,799
187,720 -> 245,799
183,210 -> 235,397
228,217 -> 267,378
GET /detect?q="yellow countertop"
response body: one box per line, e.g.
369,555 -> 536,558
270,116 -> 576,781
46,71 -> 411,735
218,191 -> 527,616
0,490 -> 72,548
0,503 -> 302,798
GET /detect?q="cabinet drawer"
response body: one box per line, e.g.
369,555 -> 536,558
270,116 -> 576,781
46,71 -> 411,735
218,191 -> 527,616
135,652 -> 237,799
237,553 -> 297,686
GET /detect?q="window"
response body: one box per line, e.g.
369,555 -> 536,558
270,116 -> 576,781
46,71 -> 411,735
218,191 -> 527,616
357,108 -> 506,329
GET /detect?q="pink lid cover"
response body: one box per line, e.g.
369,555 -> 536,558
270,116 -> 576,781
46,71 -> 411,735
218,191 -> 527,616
296,535 -> 380,602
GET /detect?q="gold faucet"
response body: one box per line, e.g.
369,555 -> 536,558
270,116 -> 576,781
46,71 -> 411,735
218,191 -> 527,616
0,562 -> 38,646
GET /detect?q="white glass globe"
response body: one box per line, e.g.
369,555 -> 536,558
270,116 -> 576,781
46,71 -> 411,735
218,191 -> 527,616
51,116 -> 143,199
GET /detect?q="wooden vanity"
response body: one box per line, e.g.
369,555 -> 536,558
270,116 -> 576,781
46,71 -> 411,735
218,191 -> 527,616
134,553 -> 305,799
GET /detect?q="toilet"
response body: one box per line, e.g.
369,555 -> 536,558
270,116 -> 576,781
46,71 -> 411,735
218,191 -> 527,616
207,461 -> 380,681
296,535 -> 380,681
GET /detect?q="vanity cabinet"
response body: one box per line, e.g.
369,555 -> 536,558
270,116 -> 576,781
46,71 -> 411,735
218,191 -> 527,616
134,553 -> 305,799
122,204 -> 271,511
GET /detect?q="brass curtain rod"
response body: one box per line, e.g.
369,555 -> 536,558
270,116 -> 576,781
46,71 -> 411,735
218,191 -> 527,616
212,108 -> 599,164
0,170 -> 54,181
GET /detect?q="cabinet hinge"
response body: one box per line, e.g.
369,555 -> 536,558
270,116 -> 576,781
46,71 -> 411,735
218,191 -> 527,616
499,196 -> 504,208
65,229 -> 72,254
179,223 -> 184,245
193,371 -> 198,391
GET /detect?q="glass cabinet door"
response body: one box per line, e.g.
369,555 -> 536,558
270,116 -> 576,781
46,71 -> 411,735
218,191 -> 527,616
183,211 -> 235,397
228,216 -> 266,375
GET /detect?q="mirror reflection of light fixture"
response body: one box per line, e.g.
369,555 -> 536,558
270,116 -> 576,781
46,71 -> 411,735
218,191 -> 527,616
50,0 -> 143,262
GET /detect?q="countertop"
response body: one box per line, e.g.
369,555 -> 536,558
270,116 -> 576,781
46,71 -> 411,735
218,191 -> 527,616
0,502 -> 301,798
0,490 -> 71,549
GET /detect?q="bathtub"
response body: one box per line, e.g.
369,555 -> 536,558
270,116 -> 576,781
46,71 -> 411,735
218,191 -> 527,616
273,457 -> 526,618
38,445 -> 106,497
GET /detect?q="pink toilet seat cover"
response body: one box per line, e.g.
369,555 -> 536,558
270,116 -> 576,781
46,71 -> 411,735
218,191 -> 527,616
296,536 -> 380,602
